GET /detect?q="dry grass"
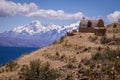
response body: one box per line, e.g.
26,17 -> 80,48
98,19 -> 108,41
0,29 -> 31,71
0,22 -> 120,79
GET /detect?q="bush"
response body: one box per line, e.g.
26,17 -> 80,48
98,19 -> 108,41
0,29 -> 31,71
66,62 -> 74,69
100,37 -> 107,44
67,32 -> 75,36
55,52 -> 59,57
19,59 -> 60,80
60,36 -> 65,43
78,48 -> 120,79
88,35 -> 97,42
65,74 -> 74,80
6,60 -> 18,71
61,54 -> 66,59
91,49 -> 119,61
72,29 -> 77,33
113,24 -> 117,28
53,36 -> 66,44
91,52 -> 103,61
74,45 -> 84,50
100,37 -> 110,44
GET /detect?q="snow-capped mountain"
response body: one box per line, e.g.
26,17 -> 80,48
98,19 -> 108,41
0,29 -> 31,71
0,20 -> 79,47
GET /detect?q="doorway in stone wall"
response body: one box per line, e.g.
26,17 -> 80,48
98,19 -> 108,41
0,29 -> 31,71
87,21 -> 92,28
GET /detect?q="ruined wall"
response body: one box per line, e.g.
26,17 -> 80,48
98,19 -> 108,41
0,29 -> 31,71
79,28 -> 95,33
95,28 -> 106,36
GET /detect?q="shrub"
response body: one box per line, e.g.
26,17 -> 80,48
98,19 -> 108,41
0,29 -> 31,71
61,54 -> 65,59
60,36 -> 65,43
69,56 -> 77,63
53,36 -> 66,44
63,41 -> 72,48
78,63 -> 82,68
39,62 -> 60,80
67,32 -> 75,36
66,62 -> 74,69
91,49 -> 117,61
113,24 -> 117,28
19,59 -> 60,80
100,37 -> 106,44
83,69 -> 92,76
88,35 -> 97,42
6,60 -> 18,71
82,59 -> 91,66
97,46 -> 102,51
65,74 -> 74,80
0,68 -> 5,73
74,45 -> 83,50
91,52 -> 103,61
72,29 -> 77,33
55,52 -> 59,57
100,37 -> 110,44
78,48 -> 120,79
52,40 -> 58,44
76,52 -> 79,54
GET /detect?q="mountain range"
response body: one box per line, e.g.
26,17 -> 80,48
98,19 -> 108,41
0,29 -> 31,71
0,20 -> 79,47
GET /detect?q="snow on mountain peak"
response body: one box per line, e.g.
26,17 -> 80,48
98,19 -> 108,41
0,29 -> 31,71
12,20 -> 43,34
1,20 -> 79,40
30,20 -> 42,26
0,20 -> 79,47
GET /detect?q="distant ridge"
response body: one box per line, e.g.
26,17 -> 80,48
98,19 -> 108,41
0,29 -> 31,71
0,20 -> 79,47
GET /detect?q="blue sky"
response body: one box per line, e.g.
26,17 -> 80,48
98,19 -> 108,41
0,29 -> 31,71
0,0 -> 120,32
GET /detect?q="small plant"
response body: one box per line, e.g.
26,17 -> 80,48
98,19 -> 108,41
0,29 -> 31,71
91,52 -> 103,61
52,40 -> 58,44
75,48 -> 120,80
60,36 -> 65,43
53,52 -> 60,60
100,36 -> 111,44
53,36 -> 66,44
83,69 -> 92,77
19,59 -> 60,80
78,63 -> 82,68
55,52 -> 60,57
65,74 -> 74,80
6,60 -> 18,71
66,62 -> 74,69
67,32 -> 75,36
69,56 -> 77,63
61,54 -> 65,59
72,29 -> 77,33
88,35 -> 97,42
100,37 -> 106,44
76,52 -> 79,54
113,24 -> 117,28
82,59 -> 91,66
0,68 -> 5,73
74,44 -> 83,50
82,47 -> 88,52
63,40 -> 72,48
97,46 -> 102,51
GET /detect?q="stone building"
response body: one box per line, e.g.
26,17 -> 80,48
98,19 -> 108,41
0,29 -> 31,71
79,18 -> 106,36
118,19 -> 120,22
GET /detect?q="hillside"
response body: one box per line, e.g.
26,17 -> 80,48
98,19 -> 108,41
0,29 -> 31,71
0,22 -> 120,80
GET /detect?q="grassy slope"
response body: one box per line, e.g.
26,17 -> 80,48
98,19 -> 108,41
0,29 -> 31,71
0,22 -> 120,80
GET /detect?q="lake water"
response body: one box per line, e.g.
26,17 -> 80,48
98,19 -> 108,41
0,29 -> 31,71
0,46 -> 38,66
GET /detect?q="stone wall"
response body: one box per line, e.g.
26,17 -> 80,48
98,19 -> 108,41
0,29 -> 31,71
95,28 -> 106,36
79,28 -> 95,33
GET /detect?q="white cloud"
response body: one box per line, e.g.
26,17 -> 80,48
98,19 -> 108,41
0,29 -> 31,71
26,10 -> 84,20
0,0 -> 84,20
0,0 -> 38,17
107,11 -> 120,22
